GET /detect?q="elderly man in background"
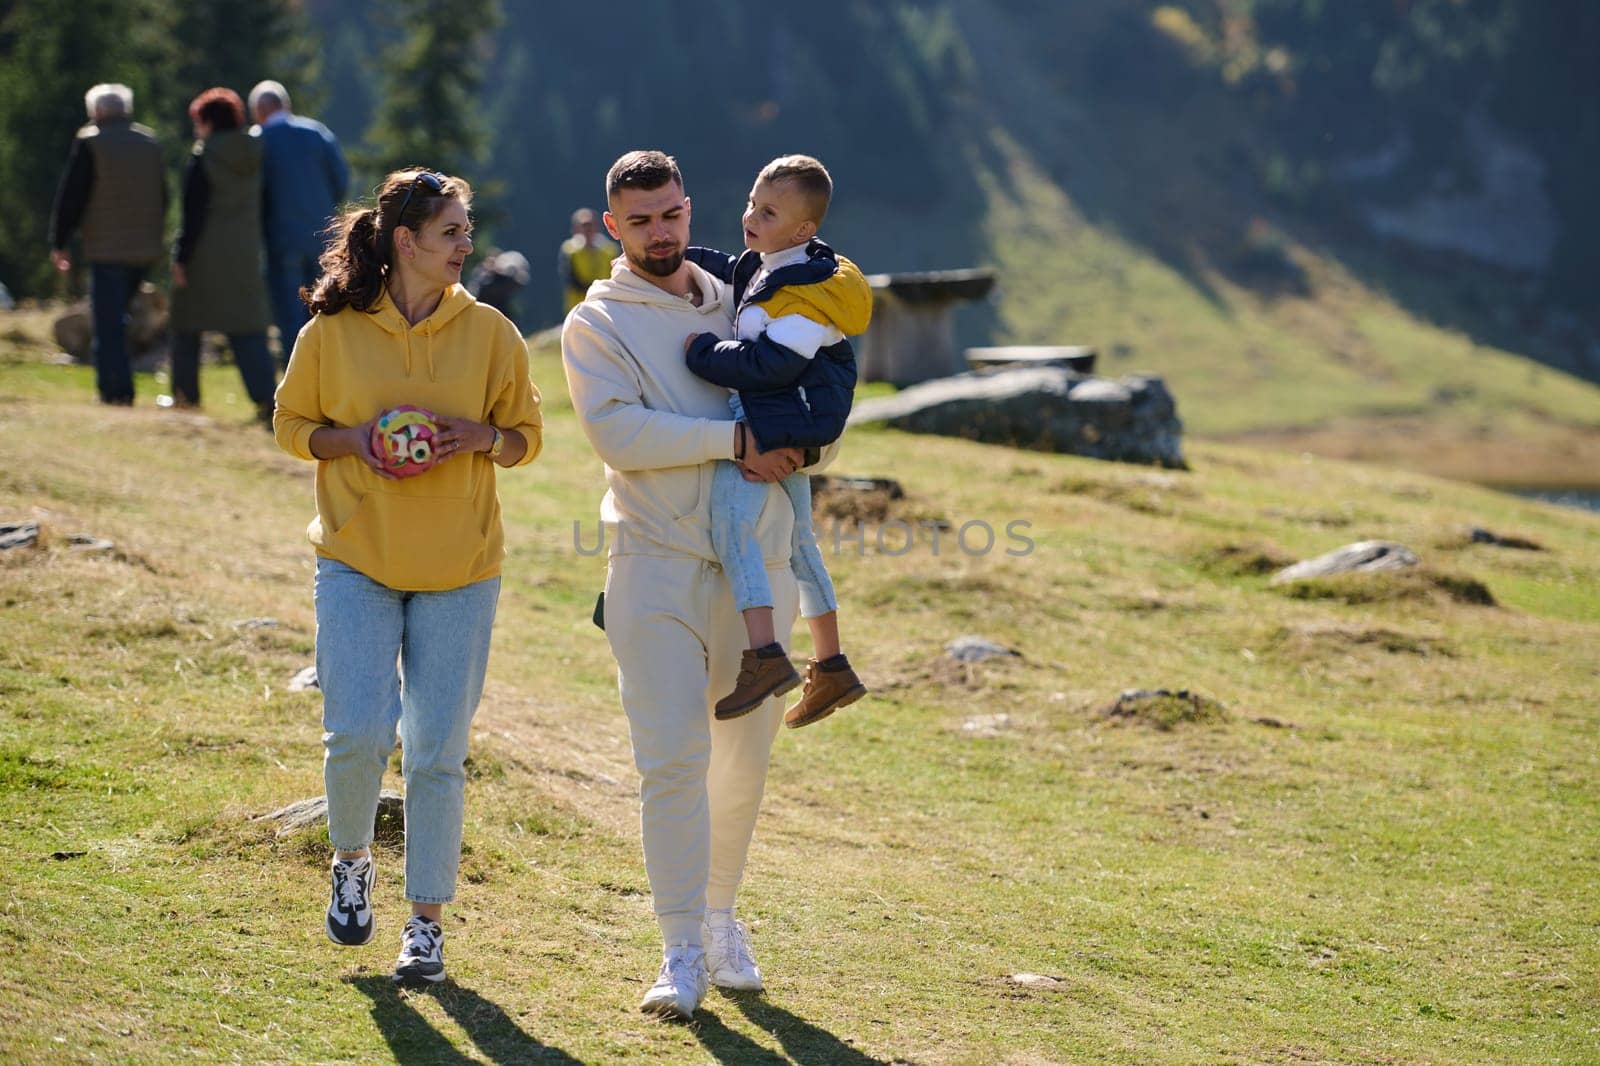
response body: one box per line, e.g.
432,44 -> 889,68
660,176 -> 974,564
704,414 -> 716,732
48,83 -> 165,406
248,79 -> 350,366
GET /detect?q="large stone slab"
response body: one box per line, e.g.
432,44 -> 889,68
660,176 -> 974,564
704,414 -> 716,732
1270,540 -> 1419,585
848,365 -> 1185,467
857,269 -> 997,386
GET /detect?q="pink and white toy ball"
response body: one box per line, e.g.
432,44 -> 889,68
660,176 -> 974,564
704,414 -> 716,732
370,405 -> 442,479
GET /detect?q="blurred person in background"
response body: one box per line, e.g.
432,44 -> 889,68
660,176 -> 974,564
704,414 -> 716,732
250,79 -> 350,367
468,249 -> 530,332
48,83 -> 165,406
168,87 -> 276,422
558,207 -> 616,315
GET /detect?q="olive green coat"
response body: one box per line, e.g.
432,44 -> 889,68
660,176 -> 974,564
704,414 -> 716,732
169,130 -> 271,334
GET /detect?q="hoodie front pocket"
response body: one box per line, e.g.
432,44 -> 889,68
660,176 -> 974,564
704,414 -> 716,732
327,493 -> 489,591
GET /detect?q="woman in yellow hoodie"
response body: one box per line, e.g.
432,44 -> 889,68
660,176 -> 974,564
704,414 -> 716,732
273,169 -> 543,986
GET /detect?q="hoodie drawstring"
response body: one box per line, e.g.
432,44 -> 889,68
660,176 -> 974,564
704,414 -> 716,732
399,325 -> 437,381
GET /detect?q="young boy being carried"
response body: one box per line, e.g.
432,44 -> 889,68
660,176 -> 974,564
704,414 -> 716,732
684,154 -> 871,729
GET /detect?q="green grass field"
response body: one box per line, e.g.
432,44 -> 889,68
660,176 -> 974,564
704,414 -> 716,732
1,330 -> 1598,1064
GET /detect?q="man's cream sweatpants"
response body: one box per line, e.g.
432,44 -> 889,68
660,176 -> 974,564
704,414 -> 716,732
604,551 -> 799,947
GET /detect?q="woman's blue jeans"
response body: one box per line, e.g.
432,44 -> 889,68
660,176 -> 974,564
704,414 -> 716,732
314,557 -> 500,904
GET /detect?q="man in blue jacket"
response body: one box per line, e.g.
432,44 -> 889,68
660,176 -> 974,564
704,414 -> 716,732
249,80 -> 350,366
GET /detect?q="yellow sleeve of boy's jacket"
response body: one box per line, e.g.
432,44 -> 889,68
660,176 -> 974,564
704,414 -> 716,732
758,254 -> 873,337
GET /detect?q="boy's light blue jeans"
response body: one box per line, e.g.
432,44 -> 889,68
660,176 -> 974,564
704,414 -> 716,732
314,557 -> 499,904
710,460 -> 838,620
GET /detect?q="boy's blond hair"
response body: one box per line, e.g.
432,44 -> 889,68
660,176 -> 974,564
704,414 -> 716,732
758,155 -> 832,227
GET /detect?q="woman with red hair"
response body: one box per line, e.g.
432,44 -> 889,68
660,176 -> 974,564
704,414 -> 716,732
168,87 -> 275,421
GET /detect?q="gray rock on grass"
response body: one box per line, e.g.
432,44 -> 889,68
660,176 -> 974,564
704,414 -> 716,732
946,636 -> 1021,663
849,365 -> 1185,467
258,790 -> 405,844
1465,527 -> 1543,551
1270,540 -> 1419,585
0,521 -> 40,550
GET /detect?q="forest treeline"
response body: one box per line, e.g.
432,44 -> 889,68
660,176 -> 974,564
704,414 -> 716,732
2,0 -> 1593,326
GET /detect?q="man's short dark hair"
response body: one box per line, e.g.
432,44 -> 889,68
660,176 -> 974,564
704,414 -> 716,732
606,150 -> 683,202
758,154 -> 832,227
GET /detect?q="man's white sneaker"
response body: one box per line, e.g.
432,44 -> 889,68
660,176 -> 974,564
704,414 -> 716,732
703,912 -> 764,991
639,942 -> 707,1020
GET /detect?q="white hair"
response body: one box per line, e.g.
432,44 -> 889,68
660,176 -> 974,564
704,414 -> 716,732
248,80 -> 290,114
84,83 -> 134,121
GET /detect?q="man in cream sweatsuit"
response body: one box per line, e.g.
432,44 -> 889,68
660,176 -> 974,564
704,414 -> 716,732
561,151 -> 826,1020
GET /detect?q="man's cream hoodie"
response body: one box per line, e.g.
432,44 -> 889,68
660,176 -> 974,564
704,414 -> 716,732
562,258 -> 834,565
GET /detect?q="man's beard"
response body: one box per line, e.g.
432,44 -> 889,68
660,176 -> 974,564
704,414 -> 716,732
630,244 -> 683,277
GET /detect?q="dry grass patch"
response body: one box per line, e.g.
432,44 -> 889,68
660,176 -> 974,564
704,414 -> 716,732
1097,688 -> 1232,731
810,478 -> 948,530
1275,568 -> 1497,607
1215,415 -> 1600,491
1192,540 -> 1298,578
1049,471 -> 1199,516
1433,527 -> 1546,552
876,643 -> 1033,697
1268,622 -> 1454,659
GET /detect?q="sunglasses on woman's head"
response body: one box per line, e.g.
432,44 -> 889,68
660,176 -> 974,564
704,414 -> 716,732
396,172 -> 446,226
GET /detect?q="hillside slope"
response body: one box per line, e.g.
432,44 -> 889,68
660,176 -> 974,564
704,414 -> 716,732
1,331 -> 1597,1062
936,1 -> 1600,485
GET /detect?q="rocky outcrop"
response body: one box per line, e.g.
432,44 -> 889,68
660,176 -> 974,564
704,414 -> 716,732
848,366 -> 1185,467
1358,113 -> 1557,274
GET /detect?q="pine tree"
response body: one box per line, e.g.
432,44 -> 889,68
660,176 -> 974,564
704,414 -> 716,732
165,0 -> 324,122
0,0 -> 170,296
362,0 -> 501,181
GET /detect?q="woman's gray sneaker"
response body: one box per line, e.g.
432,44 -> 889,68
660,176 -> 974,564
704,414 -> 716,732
394,916 -> 446,985
326,856 -> 375,946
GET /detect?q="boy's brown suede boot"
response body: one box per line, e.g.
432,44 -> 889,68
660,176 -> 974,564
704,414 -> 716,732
784,655 -> 867,729
714,646 -> 801,720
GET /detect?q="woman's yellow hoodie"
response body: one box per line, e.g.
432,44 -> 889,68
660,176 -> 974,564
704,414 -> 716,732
274,284 -> 543,591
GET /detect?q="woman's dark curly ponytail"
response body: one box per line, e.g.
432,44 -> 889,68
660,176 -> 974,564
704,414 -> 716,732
303,207 -> 385,316
300,168 -> 472,317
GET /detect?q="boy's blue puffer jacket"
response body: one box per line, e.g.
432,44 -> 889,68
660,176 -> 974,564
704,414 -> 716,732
685,239 -> 872,453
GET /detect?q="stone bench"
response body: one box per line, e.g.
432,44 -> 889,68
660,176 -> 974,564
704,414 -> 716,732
857,268 -> 996,386
965,345 -> 1097,374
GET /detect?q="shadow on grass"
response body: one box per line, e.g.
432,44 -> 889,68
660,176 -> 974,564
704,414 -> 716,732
349,975 -> 583,1064
694,993 -> 889,1066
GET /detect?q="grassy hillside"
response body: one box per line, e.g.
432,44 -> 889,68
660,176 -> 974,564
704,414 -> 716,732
941,5 -> 1600,487
965,125 -> 1600,485
1,325 -> 1597,1063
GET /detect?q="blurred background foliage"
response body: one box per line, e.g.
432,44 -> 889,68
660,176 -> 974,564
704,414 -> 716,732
1,0 -> 1594,334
